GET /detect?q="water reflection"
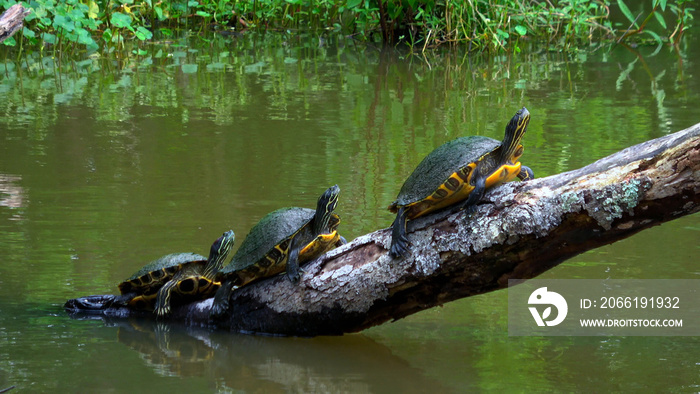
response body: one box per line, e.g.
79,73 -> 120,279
0,366 -> 12,393
0,174 -> 24,209
77,316 -> 446,393
117,319 -> 216,378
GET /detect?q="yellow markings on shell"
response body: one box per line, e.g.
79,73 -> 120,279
231,228 -> 342,289
127,294 -> 156,310
175,276 -> 221,297
126,277 -> 222,312
234,239 -> 291,288
405,163 -> 476,220
177,277 -> 197,294
119,265 -> 184,295
404,157 -> 522,221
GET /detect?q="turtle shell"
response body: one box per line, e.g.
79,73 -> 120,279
393,136 -> 500,206
118,252 -> 206,295
219,207 -> 314,275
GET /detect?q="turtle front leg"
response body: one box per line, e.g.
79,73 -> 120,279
155,280 -> 178,317
518,165 -> 534,181
389,207 -> 410,258
210,280 -> 235,320
286,238 -> 302,284
460,173 -> 487,215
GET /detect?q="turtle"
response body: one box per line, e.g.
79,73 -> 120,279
388,107 -> 534,258
119,229 -> 235,317
210,185 -> 344,318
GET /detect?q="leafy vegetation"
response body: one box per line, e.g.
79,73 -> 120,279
616,0 -> 694,46
0,0 -> 694,55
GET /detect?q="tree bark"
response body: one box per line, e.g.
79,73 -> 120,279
67,123 -> 700,336
0,4 -> 30,44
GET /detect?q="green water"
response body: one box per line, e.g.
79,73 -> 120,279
0,33 -> 698,392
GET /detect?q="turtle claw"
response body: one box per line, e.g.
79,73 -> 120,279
389,247 -> 403,258
389,207 -> 411,258
288,269 -> 301,284
464,203 -> 478,215
389,235 -> 410,258
210,282 -> 234,321
209,303 -> 228,321
155,305 -> 170,318
286,261 -> 301,284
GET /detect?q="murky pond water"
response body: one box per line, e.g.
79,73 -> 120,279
0,32 -> 698,392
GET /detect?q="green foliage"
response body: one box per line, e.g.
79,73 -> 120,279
1,0 -> 102,51
616,0 -> 694,46
0,0 -> 693,54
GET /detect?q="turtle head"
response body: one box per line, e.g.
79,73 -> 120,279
500,107 -> 530,164
314,185 -> 340,234
203,230 -> 235,278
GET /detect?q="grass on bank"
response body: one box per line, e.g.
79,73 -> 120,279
0,0 -> 694,56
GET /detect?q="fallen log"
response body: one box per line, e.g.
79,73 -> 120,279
66,122 -> 700,336
0,4 -> 30,44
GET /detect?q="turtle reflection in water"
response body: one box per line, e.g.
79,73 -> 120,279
388,107 -> 534,258
116,318 -> 215,377
210,185 -> 345,319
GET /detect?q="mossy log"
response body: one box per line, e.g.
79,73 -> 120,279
0,4 -> 29,44
66,123 -> 700,336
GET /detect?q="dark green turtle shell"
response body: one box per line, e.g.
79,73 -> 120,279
394,136 -> 501,206
118,252 -> 206,294
218,207 -> 314,275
